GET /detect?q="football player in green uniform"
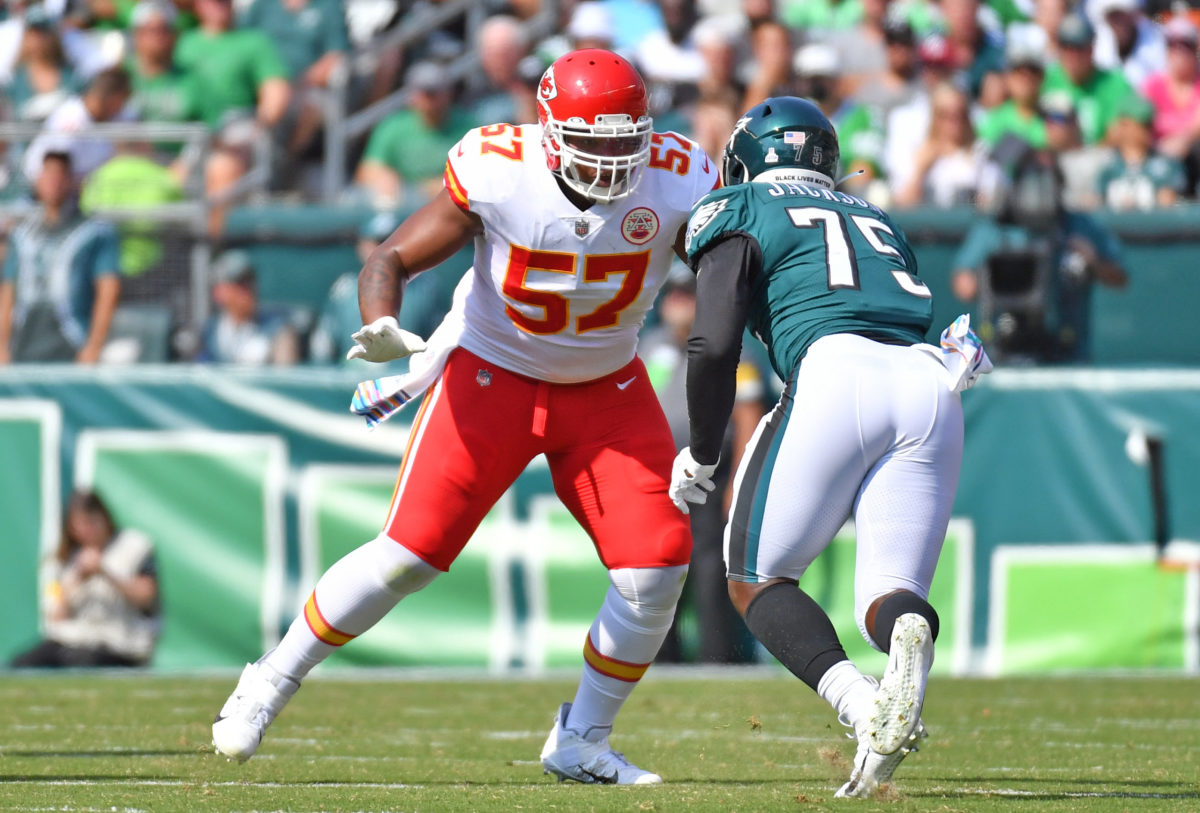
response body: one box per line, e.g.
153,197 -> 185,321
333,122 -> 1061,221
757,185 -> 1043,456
671,97 -> 990,798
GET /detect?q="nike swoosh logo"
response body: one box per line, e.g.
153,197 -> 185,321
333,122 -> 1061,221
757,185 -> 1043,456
581,767 -> 618,784
703,155 -> 710,173
617,376 -> 637,390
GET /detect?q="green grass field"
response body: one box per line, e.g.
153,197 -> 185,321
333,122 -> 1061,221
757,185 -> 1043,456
1,670 -> 1197,812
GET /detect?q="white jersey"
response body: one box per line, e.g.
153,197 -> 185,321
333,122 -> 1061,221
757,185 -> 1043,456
443,122 -> 717,383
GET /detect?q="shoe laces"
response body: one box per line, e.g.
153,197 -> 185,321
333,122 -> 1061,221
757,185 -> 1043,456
589,745 -> 633,769
226,691 -> 270,727
225,666 -> 287,726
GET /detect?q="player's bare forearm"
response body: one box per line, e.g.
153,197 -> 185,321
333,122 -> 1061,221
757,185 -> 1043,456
357,249 -> 407,324
357,189 -> 482,324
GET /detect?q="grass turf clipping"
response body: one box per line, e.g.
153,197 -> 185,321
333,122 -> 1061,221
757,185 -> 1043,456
1,671 -> 1197,811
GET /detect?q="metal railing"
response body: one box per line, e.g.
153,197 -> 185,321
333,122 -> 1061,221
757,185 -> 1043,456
1,116 -> 275,207
0,121 -> 215,330
0,120 -> 211,185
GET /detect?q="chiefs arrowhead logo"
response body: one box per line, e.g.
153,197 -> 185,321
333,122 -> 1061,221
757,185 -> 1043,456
538,66 -> 558,101
622,207 -> 659,245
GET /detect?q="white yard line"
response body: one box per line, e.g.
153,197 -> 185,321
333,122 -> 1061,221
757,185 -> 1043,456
5,779 -> 426,789
945,787 -> 1200,800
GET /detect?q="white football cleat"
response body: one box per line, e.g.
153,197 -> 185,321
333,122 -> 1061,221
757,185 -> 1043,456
835,718 -> 928,799
868,612 -> 933,755
212,661 -> 299,762
539,702 -> 662,785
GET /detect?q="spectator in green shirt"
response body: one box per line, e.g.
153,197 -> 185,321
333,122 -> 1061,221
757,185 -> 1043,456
1040,12 -> 1137,145
355,61 -> 479,207
780,0 -> 863,33
977,37 -> 1048,150
126,2 -> 202,128
1097,94 -> 1184,210
174,0 -> 290,236
174,0 -> 290,130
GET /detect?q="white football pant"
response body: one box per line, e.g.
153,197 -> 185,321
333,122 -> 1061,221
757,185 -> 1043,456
725,333 -> 963,650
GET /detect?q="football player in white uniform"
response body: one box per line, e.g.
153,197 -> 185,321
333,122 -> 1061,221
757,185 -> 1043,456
212,49 -> 718,784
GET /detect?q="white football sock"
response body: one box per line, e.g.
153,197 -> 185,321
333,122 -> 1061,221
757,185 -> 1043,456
265,534 -> 440,681
817,659 -> 876,730
565,566 -> 686,740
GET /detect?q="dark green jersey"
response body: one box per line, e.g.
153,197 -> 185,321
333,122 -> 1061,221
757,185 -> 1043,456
685,181 -> 933,380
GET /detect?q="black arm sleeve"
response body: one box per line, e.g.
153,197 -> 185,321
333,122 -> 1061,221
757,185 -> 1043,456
686,232 -> 761,466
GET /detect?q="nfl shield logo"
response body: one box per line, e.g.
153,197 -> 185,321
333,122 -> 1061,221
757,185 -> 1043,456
476,369 -> 492,387
574,218 -> 590,237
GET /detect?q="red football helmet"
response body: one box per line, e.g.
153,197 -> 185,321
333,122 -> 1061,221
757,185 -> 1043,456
536,49 -> 653,203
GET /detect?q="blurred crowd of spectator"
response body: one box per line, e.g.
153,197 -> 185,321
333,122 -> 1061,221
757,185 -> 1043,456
0,0 -> 1195,366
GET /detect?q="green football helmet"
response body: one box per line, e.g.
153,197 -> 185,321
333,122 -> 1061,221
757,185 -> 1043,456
721,96 -> 840,189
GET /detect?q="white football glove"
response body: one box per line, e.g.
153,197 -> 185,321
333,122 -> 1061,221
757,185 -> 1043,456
346,316 -> 427,362
669,446 -> 718,515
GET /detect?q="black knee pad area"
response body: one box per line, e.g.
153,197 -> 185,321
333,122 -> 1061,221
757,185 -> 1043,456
870,592 -> 939,652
